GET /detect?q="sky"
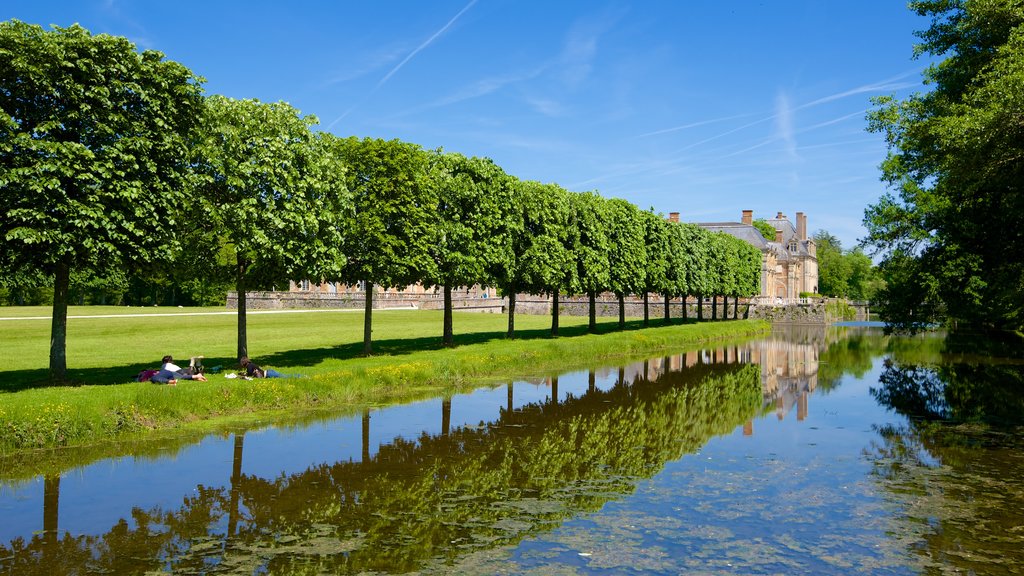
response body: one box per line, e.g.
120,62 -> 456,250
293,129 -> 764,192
7,1 -> 932,250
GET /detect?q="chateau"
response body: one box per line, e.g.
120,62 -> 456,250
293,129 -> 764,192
696,210 -> 818,300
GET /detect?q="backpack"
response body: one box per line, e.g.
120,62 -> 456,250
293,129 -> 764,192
137,369 -> 160,382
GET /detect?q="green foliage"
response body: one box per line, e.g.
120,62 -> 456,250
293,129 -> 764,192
752,218 -> 776,241
571,191 -> 612,296
335,137 -> 435,290
814,230 -> 881,300
423,151 -> 515,343
0,19 -> 205,380
195,96 -> 349,357
605,199 -> 648,298
825,299 -> 857,321
864,0 -> 1024,332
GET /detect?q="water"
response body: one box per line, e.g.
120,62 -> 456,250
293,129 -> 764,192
2,325 -> 1023,575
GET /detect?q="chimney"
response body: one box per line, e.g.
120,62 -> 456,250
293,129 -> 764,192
741,210 -> 753,226
776,211 -> 785,219
668,212 -> 679,223
774,229 -> 784,243
796,212 -> 807,240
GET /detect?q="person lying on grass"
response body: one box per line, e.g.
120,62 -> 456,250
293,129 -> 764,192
238,356 -> 300,379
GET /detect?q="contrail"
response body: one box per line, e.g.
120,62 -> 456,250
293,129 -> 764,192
326,0 -> 478,130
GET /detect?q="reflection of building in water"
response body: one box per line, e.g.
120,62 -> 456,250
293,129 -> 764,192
628,330 -> 822,436
752,335 -> 818,423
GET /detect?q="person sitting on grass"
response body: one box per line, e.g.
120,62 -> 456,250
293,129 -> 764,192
151,355 -> 208,384
238,356 -> 297,379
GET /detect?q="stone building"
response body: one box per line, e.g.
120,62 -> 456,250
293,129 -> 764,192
697,210 -> 818,300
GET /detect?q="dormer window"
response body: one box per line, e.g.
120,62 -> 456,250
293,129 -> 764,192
789,240 -> 798,254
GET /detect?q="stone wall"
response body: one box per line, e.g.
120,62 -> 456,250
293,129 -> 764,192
227,290 -> 841,324
746,301 -> 829,324
226,291 -> 504,313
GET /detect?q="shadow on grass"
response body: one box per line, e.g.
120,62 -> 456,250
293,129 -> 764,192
0,317 -> 707,394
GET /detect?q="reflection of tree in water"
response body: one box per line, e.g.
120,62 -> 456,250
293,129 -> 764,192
0,361 -> 762,575
872,360 -> 1024,426
867,338 -> 1024,575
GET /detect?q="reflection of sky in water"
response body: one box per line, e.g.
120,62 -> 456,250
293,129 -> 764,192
0,365 -> 627,545
9,327 -> 1011,574
512,358 -> 914,574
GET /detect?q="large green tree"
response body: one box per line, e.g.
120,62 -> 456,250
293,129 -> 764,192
638,210 -> 671,327
424,152 -> 513,346
500,180 -> 574,337
571,191 -> 612,333
605,199 -> 647,329
334,137 -> 435,354
815,231 -> 851,297
864,0 -> 1024,332
0,21 -> 204,382
194,96 -> 348,360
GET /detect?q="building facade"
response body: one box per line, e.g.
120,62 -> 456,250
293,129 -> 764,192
697,210 -> 818,300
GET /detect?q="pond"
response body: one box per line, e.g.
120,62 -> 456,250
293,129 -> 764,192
2,325 -> 1023,575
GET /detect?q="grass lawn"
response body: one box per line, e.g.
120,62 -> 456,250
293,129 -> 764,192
0,306 -> 769,463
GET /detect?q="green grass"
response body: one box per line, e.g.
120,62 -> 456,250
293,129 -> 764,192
0,306 -> 769,462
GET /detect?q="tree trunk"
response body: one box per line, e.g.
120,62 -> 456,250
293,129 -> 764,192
551,291 -> 560,336
236,257 -> 248,361
618,293 -> 626,329
664,293 -> 671,324
228,433 -> 244,538
361,409 -> 370,463
733,296 -> 739,319
643,291 -> 649,327
697,294 -> 704,321
442,397 -> 452,436
712,295 -> 718,321
682,294 -> 688,321
363,282 -> 374,355
49,258 -> 70,383
506,291 -> 516,338
588,291 -> 597,333
43,474 -> 60,541
443,284 -> 454,346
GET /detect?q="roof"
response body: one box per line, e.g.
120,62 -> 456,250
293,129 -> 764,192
696,219 -> 814,260
696,222 -> 769,249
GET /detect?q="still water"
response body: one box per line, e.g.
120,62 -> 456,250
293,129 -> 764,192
2,325 -> 1023,575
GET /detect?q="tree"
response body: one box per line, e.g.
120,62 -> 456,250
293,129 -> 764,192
752,218 -> 776,242
423,152 -> 513,346
194,96 -> 348,360
502,181 -> 574,337
864,0 -> 1024,332
334,137 -> 435,354
638,210 -> 671,327
0,21 -> 204,382
815,231 -> 851,297
570,191 -> 611,333
605,199 -> 647,329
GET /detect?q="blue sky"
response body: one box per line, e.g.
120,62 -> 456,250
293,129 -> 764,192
8,1 -> 930,250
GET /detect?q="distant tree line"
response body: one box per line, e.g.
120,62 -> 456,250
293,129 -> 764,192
0,20 -> 761,383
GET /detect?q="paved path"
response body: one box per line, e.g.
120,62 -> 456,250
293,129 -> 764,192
0,306 -> 417,321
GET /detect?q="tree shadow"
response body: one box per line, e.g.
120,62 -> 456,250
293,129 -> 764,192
0,316 -> 713,393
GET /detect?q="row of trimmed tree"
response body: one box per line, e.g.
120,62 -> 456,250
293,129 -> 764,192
0,20 -> 760,382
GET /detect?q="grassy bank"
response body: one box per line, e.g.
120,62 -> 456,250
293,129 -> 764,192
0,307 -> 768,460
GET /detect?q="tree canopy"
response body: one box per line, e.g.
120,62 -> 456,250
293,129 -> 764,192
0,20 -> 205,381
194,96 -> 348,359
864,0 -> 1024,332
